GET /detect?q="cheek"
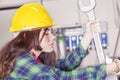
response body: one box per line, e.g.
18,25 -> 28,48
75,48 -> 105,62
44,37 -> 50,43
40,37 -> 49,47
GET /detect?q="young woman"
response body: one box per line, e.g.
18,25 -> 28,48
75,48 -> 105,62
0,2 -> 120,80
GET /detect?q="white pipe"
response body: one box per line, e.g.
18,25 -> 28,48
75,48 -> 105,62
0,0 -> 40,9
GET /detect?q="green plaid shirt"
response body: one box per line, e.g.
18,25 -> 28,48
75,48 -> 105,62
4,44 -> 106,80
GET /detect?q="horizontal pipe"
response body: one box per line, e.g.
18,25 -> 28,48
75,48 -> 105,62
0,0 -> 40,9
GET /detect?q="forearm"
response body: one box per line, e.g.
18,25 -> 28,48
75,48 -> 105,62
70,64 -> 107,80
55,44 -> 88,71
81,33 -> 92,50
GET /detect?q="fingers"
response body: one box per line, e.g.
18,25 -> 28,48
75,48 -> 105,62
86,19 -> 99,26
91,22 -> 101,32
86,19 -> 101,34
89,19 -> 101,33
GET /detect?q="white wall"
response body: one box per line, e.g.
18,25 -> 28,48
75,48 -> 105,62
43,0 -> 80,25
0,9 -> 16,47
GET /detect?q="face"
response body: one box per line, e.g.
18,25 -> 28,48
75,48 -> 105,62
39,28 -> 56,52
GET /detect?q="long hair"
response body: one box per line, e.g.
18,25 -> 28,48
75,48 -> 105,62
0,28 -> 57,77
0,28 -> 49,77
38,51 -> 57,67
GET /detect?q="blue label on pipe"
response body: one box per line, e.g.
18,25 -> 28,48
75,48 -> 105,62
65,36 -> 70,48
100,33 -> 107,49
71,36 -> 77,47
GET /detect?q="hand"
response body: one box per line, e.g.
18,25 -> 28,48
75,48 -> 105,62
81,20 -> 101,50
85,19 -> 101,40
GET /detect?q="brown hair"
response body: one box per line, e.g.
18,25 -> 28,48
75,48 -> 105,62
39,51 -> 57,67
0,28 -> 56,77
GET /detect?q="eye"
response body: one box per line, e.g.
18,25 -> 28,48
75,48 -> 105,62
44,31 -> 49,35
44,28 -> 50,35
44,28 -> 56,35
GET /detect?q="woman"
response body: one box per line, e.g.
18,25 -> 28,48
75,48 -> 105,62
0,2 -> 120,80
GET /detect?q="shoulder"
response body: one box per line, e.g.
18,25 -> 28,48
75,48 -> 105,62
7,53 -> 57,79
16,53 -> 39,66
15,53 -> 53,73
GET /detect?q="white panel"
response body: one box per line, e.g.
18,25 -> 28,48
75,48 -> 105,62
0,9 -> 16,48
43,0 -> 80,25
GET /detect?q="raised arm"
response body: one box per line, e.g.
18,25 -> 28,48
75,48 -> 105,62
55,44 -> 88,71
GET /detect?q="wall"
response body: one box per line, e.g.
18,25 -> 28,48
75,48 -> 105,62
43,0 -> 80,25
0,9 -> 16,47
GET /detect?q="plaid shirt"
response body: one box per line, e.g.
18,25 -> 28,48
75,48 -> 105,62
4,44 -> 106,80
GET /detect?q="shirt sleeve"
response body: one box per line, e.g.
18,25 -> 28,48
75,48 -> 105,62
59,64 -> 107,80
6,54 -> 107,80
46,64 -> 107,80
55,44 -> 89,71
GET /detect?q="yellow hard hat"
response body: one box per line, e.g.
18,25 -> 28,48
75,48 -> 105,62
10,2 -> 54,32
